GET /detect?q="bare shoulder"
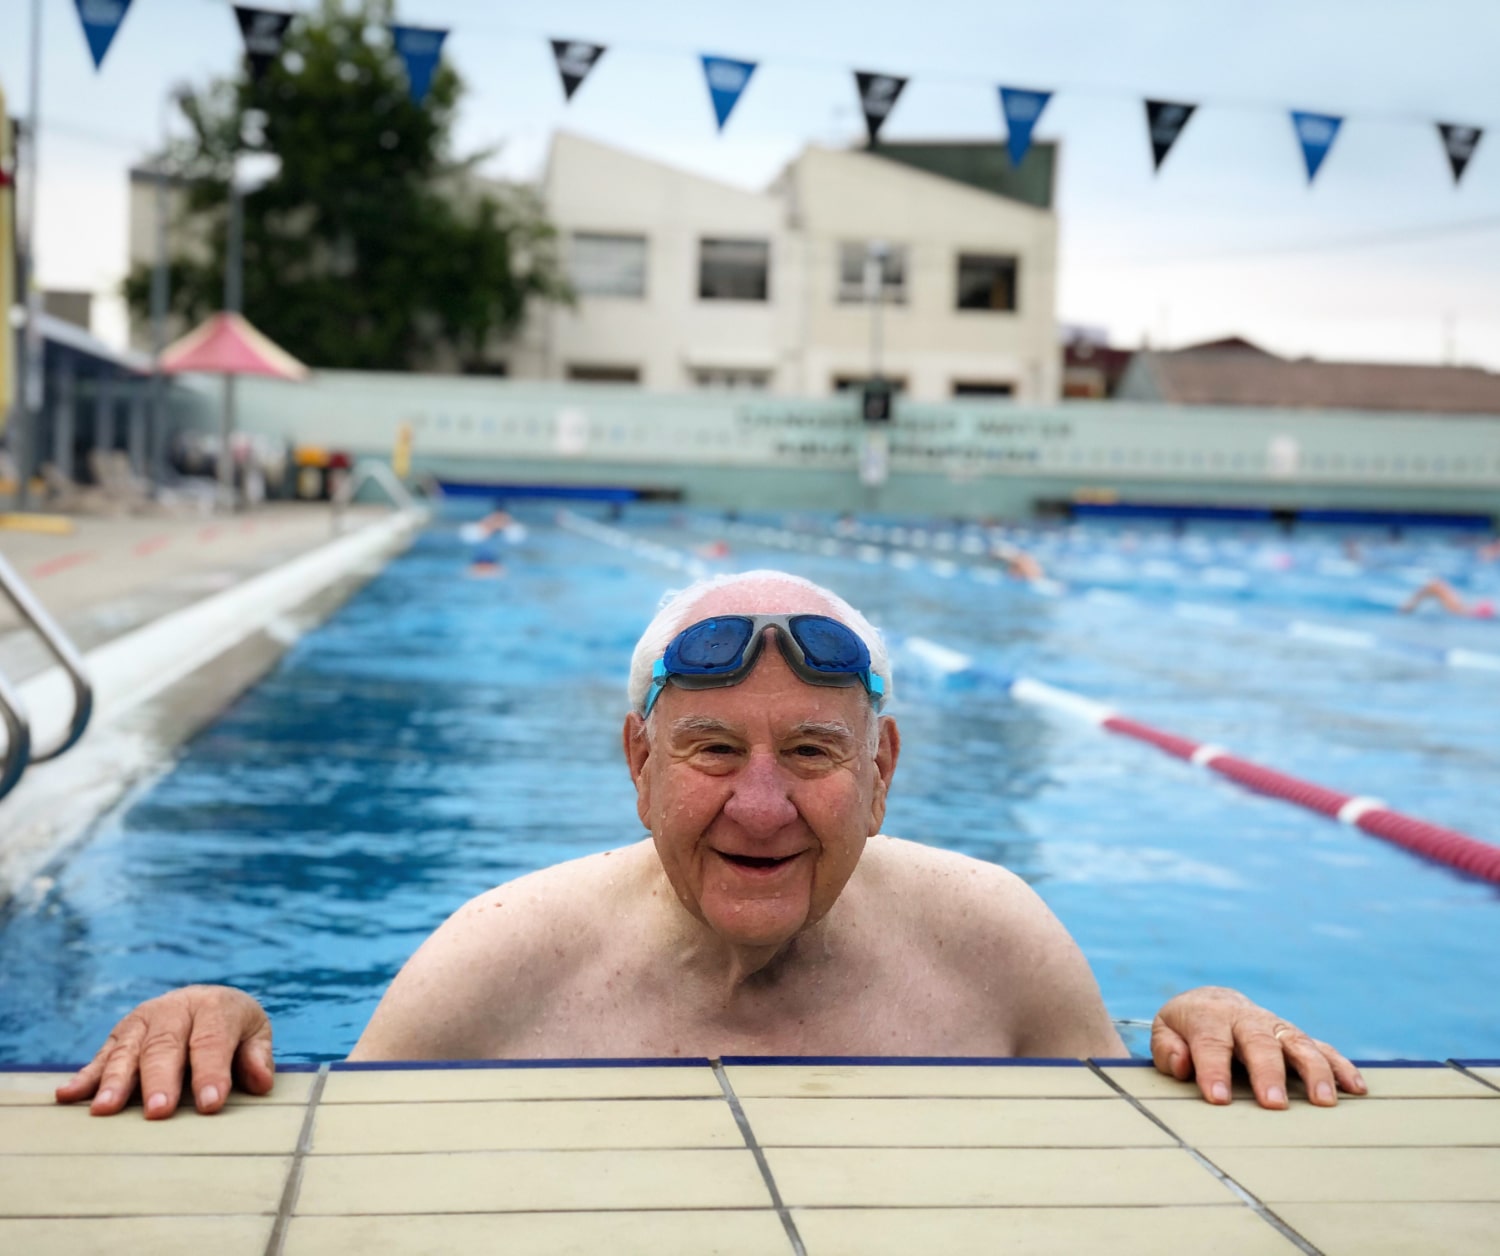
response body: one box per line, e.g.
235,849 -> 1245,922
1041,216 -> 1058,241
349,842 -> 656,1060
858,835 -> 1046,925
858,836 -> 1123,1057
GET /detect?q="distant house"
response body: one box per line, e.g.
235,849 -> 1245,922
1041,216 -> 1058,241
1117,338 -> 1500,415
1061,328 -> 1134,399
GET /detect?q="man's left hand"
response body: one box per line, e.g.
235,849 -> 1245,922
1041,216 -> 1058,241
1152,986 -> 1366,1108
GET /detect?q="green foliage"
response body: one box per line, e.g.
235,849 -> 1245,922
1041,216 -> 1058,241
125,0 -> 570,370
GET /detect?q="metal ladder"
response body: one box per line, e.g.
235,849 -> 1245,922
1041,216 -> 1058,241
0,550 -> 94,802
329,459 -> 426,533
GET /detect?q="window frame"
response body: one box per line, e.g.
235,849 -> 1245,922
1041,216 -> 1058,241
568,231 -> 649,299
954,252 -> 1020,312
698,236 -> 772,303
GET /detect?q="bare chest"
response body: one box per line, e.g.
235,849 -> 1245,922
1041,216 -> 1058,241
493,943 -> 1020,1060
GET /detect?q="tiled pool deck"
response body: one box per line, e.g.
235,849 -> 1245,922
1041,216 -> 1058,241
2,1058 -> 1497,1254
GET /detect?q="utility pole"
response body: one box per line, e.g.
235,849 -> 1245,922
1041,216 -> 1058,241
219,162 -> 244,510
11,0 -> 45,510
149,144 -> 170,486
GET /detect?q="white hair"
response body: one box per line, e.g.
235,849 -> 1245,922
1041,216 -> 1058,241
626,569 -> 893,716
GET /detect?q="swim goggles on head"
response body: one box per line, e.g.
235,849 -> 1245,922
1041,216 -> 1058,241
641,613 -> 886,717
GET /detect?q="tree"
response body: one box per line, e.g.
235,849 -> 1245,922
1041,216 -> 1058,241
126,0 -> 570,371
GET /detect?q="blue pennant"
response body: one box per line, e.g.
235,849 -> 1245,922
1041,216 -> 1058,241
391,24 -> 449,105
999,86 -> 1052,168
701,55 -> 757,132
1291,110 -> 1343,184
73,0 -> 134,70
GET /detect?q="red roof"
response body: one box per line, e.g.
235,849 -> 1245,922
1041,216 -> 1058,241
159,312 -> 308,380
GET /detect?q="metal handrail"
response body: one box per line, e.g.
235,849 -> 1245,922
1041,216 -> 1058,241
0,549 -> 94,771
0,664 -> 33,803
330,459 -> 422,533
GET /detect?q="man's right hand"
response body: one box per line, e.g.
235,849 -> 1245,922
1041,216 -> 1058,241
54,985 -> 274,1119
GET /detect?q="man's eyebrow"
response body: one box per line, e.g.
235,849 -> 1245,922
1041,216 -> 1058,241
667,716 -> 738,739
788,721 -> 858,742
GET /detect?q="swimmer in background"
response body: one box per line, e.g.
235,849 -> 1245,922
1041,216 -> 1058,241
989,539 -> 1048,582
1399,578 -> 1495,619
466,545 -> 505,579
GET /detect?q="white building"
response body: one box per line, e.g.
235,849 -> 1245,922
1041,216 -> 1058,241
128,132 -> 1062,402
510,133 -> 1061,403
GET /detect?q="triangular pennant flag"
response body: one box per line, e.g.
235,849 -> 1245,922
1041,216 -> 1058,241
999,86 -> 1052,167
72,0 -> 134,70
1144,99 -> 1196,172
701,55 -> 757,132
234,7 -> 293,85
854,71 -> 908,146
390,24 -> 449,105
1291,110 -> 1342,184
550,40 -> 606,102
1437,123 -> 1483,185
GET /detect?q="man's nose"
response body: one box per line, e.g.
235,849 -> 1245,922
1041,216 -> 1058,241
722,750 -> 798,835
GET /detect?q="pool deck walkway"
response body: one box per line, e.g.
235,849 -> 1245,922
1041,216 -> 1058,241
3,1058 -> 1498,1254
0,504 -> 385,683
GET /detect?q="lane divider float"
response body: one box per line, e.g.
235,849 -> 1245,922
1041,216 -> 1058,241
897,632 -> 1500,886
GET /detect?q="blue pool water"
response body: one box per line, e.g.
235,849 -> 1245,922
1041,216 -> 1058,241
1,506 -> 1497,1063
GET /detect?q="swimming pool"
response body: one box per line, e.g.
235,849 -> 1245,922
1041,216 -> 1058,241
1,506 -> 1496,1063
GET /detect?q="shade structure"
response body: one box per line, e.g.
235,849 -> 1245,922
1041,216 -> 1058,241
159,311 -> 308,380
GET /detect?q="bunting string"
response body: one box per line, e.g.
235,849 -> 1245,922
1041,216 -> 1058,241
67,2 -> 1492,188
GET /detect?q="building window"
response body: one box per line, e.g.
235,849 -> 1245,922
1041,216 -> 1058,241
699,238 -> 770,301
692,368 -> 771,391
833,375 -> 908,394
955,253 -> 1018,311
952,381 -> 1014,398
569,233 -> 647,298
837,243 -> 907,304
566,364 -> 640,384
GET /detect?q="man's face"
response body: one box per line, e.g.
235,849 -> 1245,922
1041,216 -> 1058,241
623,591 -> 898,954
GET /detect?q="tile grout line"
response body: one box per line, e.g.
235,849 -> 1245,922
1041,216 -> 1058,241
263,1063 -> 329,1256
1083,1061 -> 1324,1256
712,1061 -> 807,1256
1449,1060 -> 1500,1094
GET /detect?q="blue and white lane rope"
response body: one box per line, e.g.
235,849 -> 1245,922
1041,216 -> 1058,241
708,516 -> 1500,675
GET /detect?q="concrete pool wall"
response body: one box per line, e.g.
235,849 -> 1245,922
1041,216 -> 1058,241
223,371 -> 1500,519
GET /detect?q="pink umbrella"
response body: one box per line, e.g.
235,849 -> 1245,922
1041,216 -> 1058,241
159,312 -> 307,504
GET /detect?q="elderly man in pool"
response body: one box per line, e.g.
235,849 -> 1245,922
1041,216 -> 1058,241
61,569 -> 1364,1119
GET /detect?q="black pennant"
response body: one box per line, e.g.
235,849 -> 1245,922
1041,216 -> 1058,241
1144,99 -> 1196,172
234,6 -> 293,84
1437,123 -> 1483,185
854,71 -> 908,146
550,39 -> 606,102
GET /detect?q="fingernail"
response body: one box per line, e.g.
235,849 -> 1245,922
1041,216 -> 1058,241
198,1084 -> 220,1108
1317,1081 -> 1334,1103
1353,1071 -> 1367,1092
146,1092 -> 167,1114
1211,1082 -> 1230,1103
1267,1085 -> 1286,1105
96,1088 -> 116,1108
1168,1053 -> 1182,1074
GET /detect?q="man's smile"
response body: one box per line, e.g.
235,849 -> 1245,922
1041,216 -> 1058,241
713,848 -> 808,876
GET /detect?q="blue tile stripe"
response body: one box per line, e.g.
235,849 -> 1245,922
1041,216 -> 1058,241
719,1055 -> 1089,1067
329,1057 -> 713,1071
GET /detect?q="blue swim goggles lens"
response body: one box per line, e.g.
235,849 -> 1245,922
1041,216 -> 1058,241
642,613 -> 886,716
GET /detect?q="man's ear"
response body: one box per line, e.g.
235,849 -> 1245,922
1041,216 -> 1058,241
867,717 -> 900,835
623,712 -> 653,828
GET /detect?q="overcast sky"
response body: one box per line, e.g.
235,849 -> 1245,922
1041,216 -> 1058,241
5,0 -> 1498,368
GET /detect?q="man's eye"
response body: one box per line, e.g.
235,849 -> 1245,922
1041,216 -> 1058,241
790,744 -> 829,758
703,743 -> 738,755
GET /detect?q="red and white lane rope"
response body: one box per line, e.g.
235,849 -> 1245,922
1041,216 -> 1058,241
1007,676 -> 1500,886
